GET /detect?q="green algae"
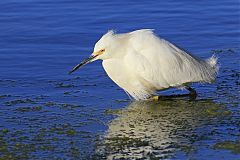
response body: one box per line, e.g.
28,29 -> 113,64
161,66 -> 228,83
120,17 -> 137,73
45,101 -> 56,106
0,138 -> 8,152
5,99 -> 35,106
214,140 -> 240,154
105,108 -> 125,116
68,147 -> 81,159
15,106 -> 42,112
0,138 -> 34,160
66,129 -> 77,136
0,125 -> 80,159
204,105 -> 232,117
1,129 -> 9,134
180,144 -> 197,155
55,82 -> 75,88
0,95 -> 11,99
61,103 -> 80,109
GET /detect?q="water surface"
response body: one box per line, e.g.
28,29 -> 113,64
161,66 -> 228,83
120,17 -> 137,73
0,0 -> 239,159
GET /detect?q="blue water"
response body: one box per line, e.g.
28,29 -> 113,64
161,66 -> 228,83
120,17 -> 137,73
0,0 -> 239,159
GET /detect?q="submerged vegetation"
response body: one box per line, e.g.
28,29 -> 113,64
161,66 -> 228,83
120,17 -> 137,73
214,140 -> 240,154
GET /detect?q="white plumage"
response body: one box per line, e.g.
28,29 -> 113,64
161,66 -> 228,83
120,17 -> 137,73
70,29 -> 219,100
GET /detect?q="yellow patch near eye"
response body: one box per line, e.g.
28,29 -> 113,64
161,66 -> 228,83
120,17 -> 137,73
93,49 -> 105,56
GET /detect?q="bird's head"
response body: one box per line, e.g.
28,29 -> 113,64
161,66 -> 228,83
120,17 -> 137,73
69,30 -> 116,74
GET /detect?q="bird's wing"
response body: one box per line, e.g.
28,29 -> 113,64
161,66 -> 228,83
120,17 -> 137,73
103,58 -> 154,100
125,29 -> 216,89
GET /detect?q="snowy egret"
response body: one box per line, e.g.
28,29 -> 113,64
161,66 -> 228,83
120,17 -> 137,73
69,29 -> 218,100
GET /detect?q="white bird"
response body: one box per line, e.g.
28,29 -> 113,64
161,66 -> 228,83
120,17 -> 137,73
69,29 -> 218,100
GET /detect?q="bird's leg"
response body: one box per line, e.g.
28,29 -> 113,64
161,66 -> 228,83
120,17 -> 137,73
149,86 -> 197,101
185,86 -> 197,98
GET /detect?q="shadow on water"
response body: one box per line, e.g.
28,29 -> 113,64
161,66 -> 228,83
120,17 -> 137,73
94,98 -> 237,159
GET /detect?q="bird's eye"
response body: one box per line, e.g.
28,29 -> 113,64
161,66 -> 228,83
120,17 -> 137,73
101,49 -> 105,52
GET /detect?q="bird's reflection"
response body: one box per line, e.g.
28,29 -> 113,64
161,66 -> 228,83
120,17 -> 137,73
95,98 -> 228,159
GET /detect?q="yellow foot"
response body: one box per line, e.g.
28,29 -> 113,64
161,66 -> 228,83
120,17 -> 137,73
150,95 -> 159,101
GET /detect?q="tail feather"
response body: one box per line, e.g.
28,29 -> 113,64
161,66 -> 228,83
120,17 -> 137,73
203,55 -> 219,83
206,55 -> 219,73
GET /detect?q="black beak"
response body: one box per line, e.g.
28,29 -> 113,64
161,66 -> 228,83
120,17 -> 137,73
69,55 -> 97,74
